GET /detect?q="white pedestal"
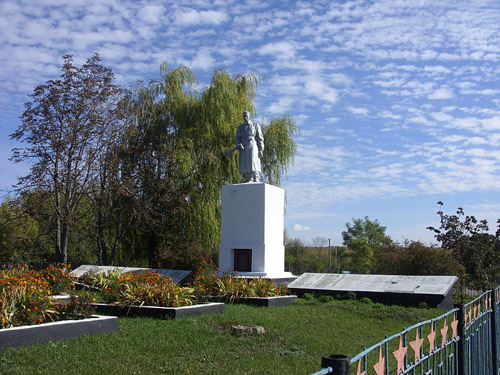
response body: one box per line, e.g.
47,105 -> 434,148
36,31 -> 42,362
218,183 -> 293,278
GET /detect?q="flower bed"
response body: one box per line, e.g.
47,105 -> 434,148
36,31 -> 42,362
78,268 -> 198,307
74,268 -> 224,318
189,262 -> 293,305
0,315 -> 118,349
0,265 -> 95,330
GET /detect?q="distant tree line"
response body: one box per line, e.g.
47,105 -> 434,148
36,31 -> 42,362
1,54 -> 297,270
286,207 -> 500,292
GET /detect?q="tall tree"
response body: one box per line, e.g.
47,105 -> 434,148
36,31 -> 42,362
128,64 -> 297,267
427,202 -> 500,291
11,54 -> 129,264
342,216 -> 389,273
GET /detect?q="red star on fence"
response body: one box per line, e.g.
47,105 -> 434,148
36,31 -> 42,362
427,324 -> 436,353
356,359 -> 366,375
392,336 -> 407,374
441,319 -> 448,347
409,330 -> 424,363
373,347 -> 385,375
451,314 -> 459,339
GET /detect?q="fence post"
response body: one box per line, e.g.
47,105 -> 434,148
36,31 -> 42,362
492,291 -> 499,375
455,303 -> 466,375
321,354 -> 350,375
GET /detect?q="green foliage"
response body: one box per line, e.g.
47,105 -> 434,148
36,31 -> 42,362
302,293 -> 316,301
346,291 -> 357,300
428,202 -> 500,291
373,240 -> 463,276
342,216 -> 387,246
119,64 -> 297,267
82,270 -> 197,307
343,217 -> 389,274
336,292 -> 357,300
261,115 -> 297,186
0,199 -> 41,262
348,238 -> 374,273
318,295 -> 334,303
120,279 -> 196,308
359,297 -> 373,304
285,235 -> 346,274
189,262 -> 288,303
9,56 -> 297,267
11,54 -> 129,264
0,265 -> 93,329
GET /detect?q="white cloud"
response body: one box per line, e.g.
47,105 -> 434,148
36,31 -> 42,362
173,8 -> 228,26
428,87 -> 455,99
347,106 -> 369,116
326,117 -> 340,124
138,4 -> 165,25
259,41 -> 297,60
303,76 -> 339,104
293,224 -> 311,232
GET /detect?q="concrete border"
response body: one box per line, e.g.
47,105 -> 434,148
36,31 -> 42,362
210,295 -> 297,307
0,315 -> 118,349
90,302 -> 225,318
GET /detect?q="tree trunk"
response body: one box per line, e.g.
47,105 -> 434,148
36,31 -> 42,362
96,209 -> 108,265
147,231 -> 159,268
60,221 -> 69,264
55,215 -> 64,263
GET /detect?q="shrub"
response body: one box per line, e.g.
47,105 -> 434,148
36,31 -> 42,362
302,293 -> 316,301
318,295 -> 334,303
120,276 -> 196,307
346,291 -> 357,300
359,297 -> 372,304
335,291 -> 357,300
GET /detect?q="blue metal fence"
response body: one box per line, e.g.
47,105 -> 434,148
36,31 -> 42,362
311,286 -> 500,375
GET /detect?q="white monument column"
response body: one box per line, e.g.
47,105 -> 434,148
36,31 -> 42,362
218,182 -> 293,278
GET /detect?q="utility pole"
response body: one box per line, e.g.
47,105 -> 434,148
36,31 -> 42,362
328,238 -> 331,273
335,245 -> 338,273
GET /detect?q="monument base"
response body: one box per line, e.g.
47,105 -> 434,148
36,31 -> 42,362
219,183 -> 287,275
215,270 -> 297,286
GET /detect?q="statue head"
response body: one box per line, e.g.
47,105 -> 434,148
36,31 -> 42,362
243,111 -> 250,121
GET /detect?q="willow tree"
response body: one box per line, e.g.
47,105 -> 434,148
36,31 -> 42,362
130,64 -> 297,267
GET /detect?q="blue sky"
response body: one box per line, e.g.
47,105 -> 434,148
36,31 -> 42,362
1,0 -> 500,246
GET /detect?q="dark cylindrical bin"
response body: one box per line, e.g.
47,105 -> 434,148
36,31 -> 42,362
321,354 -> 350,375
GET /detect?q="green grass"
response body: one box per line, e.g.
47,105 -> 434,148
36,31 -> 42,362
0,299 -> 443,375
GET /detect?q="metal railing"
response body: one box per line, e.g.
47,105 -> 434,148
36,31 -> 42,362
311,286 -> 500,375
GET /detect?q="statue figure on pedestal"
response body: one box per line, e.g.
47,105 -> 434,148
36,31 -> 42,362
232,111 -> 264,182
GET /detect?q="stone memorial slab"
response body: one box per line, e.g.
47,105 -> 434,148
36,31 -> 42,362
288,273 -> 458,309
69,265 -> 191,284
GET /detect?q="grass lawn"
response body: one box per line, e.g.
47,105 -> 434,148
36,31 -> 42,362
0,299 -> 443,375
